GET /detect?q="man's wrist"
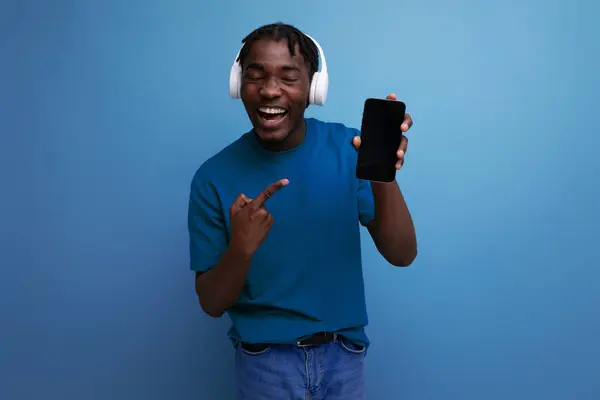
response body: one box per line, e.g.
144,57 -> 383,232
371,179 -> 398,194
224,241 -> 253,268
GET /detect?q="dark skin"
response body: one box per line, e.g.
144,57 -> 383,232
353,93 -> 417,267
240,38 -> 312,151
195,38 -> 416,317
195,180 -> 288,318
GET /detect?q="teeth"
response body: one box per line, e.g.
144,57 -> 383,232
259,107 -> 286,115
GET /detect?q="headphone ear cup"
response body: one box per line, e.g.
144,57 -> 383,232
229,63 -> 242,99
308,72 -> 318,105
309,71 -> 328,106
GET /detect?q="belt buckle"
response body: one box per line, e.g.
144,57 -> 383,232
296,336 -> 313,347
296,332 -> 336,347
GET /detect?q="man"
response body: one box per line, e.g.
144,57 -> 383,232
188,22 -> 417,399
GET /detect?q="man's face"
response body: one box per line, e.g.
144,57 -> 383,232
240,38 -> 311,145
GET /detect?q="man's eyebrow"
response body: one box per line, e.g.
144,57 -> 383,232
244,63 -> 301,72
281,65 -> 301,72
245,63 -> 264,71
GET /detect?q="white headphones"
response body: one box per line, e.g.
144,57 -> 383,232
228,33 -> 329,106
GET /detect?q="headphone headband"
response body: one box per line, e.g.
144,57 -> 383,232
228,32 -> 329,106
304,33 -> 328,76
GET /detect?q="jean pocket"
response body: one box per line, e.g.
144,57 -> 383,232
239,343 -> 271,356
338,337 -> 367,355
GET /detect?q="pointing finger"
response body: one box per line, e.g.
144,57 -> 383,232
250,179 -> 289,209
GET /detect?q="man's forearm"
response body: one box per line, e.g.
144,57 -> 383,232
195,245 -> 251,318
369,180 -> 417,266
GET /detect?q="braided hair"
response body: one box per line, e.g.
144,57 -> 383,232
237,22 -> 319,80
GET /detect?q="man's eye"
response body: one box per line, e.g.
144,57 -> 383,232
244,70 -> 264,80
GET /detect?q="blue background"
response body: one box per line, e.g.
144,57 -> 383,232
2,0 -> 599,399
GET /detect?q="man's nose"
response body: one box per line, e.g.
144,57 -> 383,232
260,77 -> 282,98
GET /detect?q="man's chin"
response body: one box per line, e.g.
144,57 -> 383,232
254,128 -> 289,142
252,118 -> 290,142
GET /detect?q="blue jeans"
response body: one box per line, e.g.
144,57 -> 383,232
235,335 -> 366,399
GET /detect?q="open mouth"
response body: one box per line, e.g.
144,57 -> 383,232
256,106 -> 288,127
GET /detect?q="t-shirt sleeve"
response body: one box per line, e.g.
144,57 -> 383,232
187,168 -> 228,272
357,178 -> 375,226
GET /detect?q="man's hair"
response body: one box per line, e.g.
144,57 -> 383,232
236,22 -> 319,80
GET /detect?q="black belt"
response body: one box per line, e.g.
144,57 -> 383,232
241,332 -> 337,353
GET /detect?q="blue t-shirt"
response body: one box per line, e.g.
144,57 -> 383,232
188,118 -> 375,347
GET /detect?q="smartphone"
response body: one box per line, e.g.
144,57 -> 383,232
356,97 -> 407,183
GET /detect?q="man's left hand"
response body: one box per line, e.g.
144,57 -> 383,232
352,93 -> 413,170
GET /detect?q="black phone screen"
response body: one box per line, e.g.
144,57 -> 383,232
356,98 -> 407,182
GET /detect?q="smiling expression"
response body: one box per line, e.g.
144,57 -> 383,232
240,38 -> 312,151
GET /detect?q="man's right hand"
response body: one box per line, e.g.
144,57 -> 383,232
229,179 -> 289,258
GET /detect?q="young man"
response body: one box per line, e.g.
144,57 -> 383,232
188,22 -> 417,399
